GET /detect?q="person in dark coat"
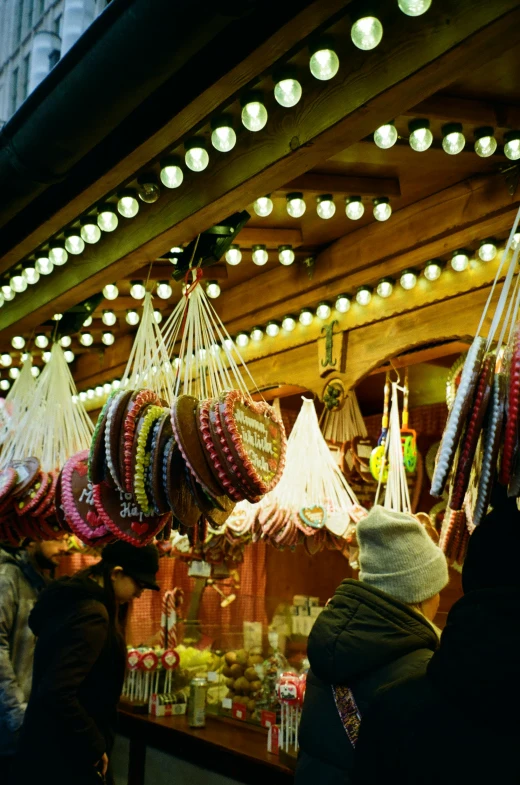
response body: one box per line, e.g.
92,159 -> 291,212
295,505 -> 449,785
352,489 -> 520,785
12,541 -> 160,785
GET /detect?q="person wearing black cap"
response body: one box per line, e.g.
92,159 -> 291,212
12,541 -> 160,785
352,485 -> 520,785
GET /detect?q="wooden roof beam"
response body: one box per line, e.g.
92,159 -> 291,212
405,94 -> 520,129
274,173 -> 401,198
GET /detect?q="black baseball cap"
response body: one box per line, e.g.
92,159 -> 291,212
101,541 -> 160,591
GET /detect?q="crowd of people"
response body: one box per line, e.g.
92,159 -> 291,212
0,487 -> 517,784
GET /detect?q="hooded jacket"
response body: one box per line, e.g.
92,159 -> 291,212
295,579 -> 439,785
352,587 -> 520,785
0,548 -> 46,756
13,572 -> 126,785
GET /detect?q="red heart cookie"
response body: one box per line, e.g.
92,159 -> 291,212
208,399 -> 261,504
92,480 -> 168,547
60,451 -> 112,544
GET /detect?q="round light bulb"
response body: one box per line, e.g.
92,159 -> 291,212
83,316 -> 93,327
10,272 -> 27,293
137,177 -> 161,204
64,350 -> 75,363
79,391 -> 87,401
49,245 -> 68,266
374,123 -> 397,149
351,16 -> 383,51
274,77 -> 302,108
376,279 -> 393,298
9,367 -> 20,379
97,205 -> 118,232
504,131 -> 520,161
42,351 -> 52,363
512,232 -> 520,251
474,127 -> 497,158
266,321 -> 280,337
278,246 -> 295,266
23,263 -> 39,284
345,197 -> 364,220
309,47 -> 339,81
53,313 -> 63,321
160,159 -> 184,188
400,270 -> 417,290
103,383 -> 112,394
316,302 -> 332,319
153,310 -> 162,324
95,386 -> 104,397
11,336 -> 25,349
130,281 -> 146,299
241,96 -> 268,132
102,331 -> 115,346
236,332 -> 249,348
60,335 -> 72,348
117,191 -> 139,218
335,294 -> 351,313
35,255 -> 53,275
102,309 -> 117,326
451,251 -> 469,272
31,367 -> 40,378
223,338 -> 234,352
64,233 -> 85,255
80,220 -> 101,244
409,120 -> 433,152
373,198 -> 392,221
299,308 -> 313,326
211,120 -> 236,153
398,0 -> 431,15
87,389 -> 95,399
0,293 -> 4,307
356,287 -> 372,306
250,327 -> 263,342
80,332 -> 94,347
157,281 -> 172,299
206,280 -> 221,299
185,141 -> 209,172
316,194 -> 336,220
253,196 -> 273,217
0,353 -> 12,367
442,123 -> 465,155
225,245 -> 242,265
282,315 -> 296,332
0,379 -> 10,389
286,192 -> 306,218
103,283 -> 118,300
112,379 -> 121,390
252,245 -> 268,266
479,240 -> 497,262
35,334 -> 48,349
1,283 -> 14,301
424,260 -> 443,281
126,309 -> 140,326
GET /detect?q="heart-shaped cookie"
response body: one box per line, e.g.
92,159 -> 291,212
92,480 -> 168,546
60,451 -> 112,544
89,390 -> 119,484
300,505 -> 327,529
0,467 -> 16,504
120,389 -> 161,494
171,395 -> 224,499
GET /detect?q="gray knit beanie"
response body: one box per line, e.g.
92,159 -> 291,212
357,505 -> 449,604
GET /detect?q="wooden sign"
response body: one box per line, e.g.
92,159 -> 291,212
318,320 -> 346,377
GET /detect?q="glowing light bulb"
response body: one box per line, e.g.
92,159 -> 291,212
42,351 -> 51,363
408,119 -> 433,152
286,192 -> 306,218
80,332 -> 94,347
351,16 -> 383,51
345,197 -> 364,220
0,379 -> 10,389
356,286 -> 372,306
79,391 -> 87,401
474,127 -> 497,158
373,198 -> 392,221
225,245 -> 242,265
112,379 -> 121,390
400,270 -> 417,290
299,308 -> 313,326
126,309 -> 140,326
512,233 -> 520,251
241,94 -> 268,132
278,246 -> 295,266
252,245 -> 268,266
274,76 -> 302,108
64,350 -> 75,363
35,255 -> 53,275
316,302 -> 332,319
103,283 -> 118,300
504,131 -> 520,161
1,283 -> 14,301
95,386 -> 104,397
102,331 -> 115,346
10,270 -> 27,293
479,240 -> 497,262
64,232 -> 85,255
102,310 -> 117,326
335,294 -> 351,313
103,383 -> 112,394
11,336 -> 25,349
282,316 -> 296,332
87,389 -> 95,399
374,123 -> 397,149
253,196 -> 273,217
117,190 -> 139,218
309,44 -> 339,81
60,335 -> 72,347
23,262 -> 39,284
185,138 -> 209,171
153,310 -> 162,324
250,326 -> 263,342
97,205 -> 118,232
442,123 -> 465,155
0,353 -> 12,367
9,367 -> 20,379
376,279 -> 393,298
35,334 -> 48,349
211,116 -> 236,152
160,157 -> 184,188
130,281 -> 146,299
398,0 -> 431,15
451,251 -> 469,272
157,281 -> 172,299
81,219 -> 101,244
206,280 -> 221,299
316,194 -> 336,220
424,260 -> 443,281
266,321 -> 280,337
223,338 -> 234,351
236,332 -> 249,348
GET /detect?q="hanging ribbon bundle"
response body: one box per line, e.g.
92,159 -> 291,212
0,356 -> 35,453
374,380 -> 412,514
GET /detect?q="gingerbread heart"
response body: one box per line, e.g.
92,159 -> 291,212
60,451 -> 112,544
92,480 -> 168,547
300,505 -> 327,529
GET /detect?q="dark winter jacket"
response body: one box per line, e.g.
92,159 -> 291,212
13,573 -> 126,785
295,579 -> 439,785
0,548 -> 47,755
353,587 -> 520,785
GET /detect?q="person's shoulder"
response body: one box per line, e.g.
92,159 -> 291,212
375,673 -> 439,721
0,558 -> 23,586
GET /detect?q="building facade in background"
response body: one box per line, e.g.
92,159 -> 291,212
0,0 -> 109,126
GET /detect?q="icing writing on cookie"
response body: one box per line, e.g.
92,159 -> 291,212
119,490 -> 154,520
233,402 -> 281,483
79,483 -> 94,506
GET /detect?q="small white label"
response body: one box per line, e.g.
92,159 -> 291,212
222,698 -> 232,709
207,671 -> 218,683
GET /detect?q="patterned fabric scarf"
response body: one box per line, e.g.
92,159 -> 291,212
332,685 -> 362,747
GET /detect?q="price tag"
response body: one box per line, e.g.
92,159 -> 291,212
261,710 -> 277,729
222,698 -> 232,710
207,671 -> 218,683
232,702 -> 247,721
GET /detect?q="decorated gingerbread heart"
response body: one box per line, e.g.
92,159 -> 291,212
300,505 -> 327,529
92,480 -> 168,547
60,451 -> 112,544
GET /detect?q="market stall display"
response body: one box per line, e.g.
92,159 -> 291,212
320,389 -> 373,482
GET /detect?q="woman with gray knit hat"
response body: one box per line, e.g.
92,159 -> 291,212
295,505 -> 448,785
